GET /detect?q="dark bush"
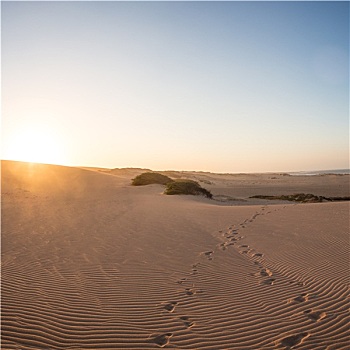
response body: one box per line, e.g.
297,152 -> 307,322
164,179 -> 212,198
250,193 -> 326,203
132,172 -> 174,186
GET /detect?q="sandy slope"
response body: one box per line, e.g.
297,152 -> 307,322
1,161 -> 349,349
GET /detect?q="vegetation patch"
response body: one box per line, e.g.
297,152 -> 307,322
164,179 -> 213,198
327,196 -> 350,201
132,173 -> 213,199
132,172 -> 174,186
213,195 -> 246,202
250,193 -> 350,203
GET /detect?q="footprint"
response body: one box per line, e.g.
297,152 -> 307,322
304,309 -> 326,322
203,251 -> 214,260
289,281 -> 306,287
218,242 -> 227,251
254,253 -> 264,257
262,278 -> 276,285
260,268 -> 272,277
240,250 -> 250,255
179,316 -> 195,328
152,333 -> 173,347
292,293 -> 309,303
280,332 -> 310,349
185,288 -> 195,296
163,302 -> 177,312
185,287 -> 203,296
240,244 -> 249,248
176,278 -> 187,284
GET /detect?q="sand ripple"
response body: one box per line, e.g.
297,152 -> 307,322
2,162 -> 349,349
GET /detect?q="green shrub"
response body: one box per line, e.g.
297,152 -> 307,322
131,172 -> 174,186
164,179 -> 212,198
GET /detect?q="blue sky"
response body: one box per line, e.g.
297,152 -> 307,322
2,1 -> 349,172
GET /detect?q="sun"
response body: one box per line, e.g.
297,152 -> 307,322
4,126 -> 65,165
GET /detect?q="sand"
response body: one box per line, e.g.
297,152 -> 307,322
1,160 -> 349,349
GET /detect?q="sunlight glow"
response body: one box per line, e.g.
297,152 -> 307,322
2,2 -> 348,172
5,126 -> 65,165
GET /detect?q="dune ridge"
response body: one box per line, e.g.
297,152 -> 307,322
2,161 -> 349,349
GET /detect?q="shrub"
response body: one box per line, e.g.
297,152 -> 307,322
131,172 -> 174,186
250,193 -> 326,203
164,179 -> 212,198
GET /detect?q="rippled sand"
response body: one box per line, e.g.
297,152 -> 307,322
2,161 -> 349,349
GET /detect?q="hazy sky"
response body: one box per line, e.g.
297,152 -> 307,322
2,1 -> 349,173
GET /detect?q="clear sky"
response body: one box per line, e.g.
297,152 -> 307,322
2,1 -> 349,173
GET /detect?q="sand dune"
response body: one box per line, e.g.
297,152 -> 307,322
1,161 -> 349,349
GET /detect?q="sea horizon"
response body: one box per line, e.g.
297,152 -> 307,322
288,169 -> 350,176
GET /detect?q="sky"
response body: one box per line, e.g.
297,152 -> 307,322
2,1 -> 349,173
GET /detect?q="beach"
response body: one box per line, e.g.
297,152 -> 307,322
2,160 -> 349,349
